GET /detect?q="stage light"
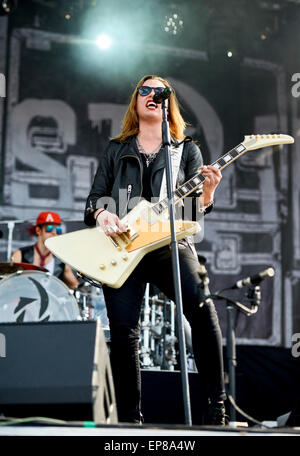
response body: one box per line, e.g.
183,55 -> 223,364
0,0 -> 18,15
163,11 -> 184,36
96,34 -> 112,49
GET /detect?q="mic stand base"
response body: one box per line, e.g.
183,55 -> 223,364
208,291 -> 261,423
226,304 -> 237,422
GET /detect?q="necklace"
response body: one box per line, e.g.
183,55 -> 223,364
136,137 -> 162,167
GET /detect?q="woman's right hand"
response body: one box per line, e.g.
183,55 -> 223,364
95,210 -> 128,237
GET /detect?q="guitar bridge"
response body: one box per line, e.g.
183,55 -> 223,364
108,226 -> 139,251
128,232 -> 139,242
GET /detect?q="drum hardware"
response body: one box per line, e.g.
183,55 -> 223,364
74,284 -> 94,321
74,281 -> 109,328
140,286 -> 178,371
140,283 -> 152,368
139,288 -> 198,371
80,295 -> 92,321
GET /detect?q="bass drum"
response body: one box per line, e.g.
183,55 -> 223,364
0,270 -> 80,323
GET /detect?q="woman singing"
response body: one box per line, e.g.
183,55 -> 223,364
85,75 -> 227,425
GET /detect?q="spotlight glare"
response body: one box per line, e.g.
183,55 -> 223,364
0,0 -> 18,15
96,34 -> 112,50
163,11 -> 184,36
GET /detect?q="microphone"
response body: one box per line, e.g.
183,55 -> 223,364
153,87 -> 172,104
231,267 -> 275,289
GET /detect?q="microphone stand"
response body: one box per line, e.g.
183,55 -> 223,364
161,99 -> 192,426
209,287 -> 261,424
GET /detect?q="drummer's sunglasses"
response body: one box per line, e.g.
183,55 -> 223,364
44,224 -> 62,235
137,86 -> 165,97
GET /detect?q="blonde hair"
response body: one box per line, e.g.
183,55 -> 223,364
113,75 -> 186,142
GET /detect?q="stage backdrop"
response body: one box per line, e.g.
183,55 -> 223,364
0,23 -> 299,347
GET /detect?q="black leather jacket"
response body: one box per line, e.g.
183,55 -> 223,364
84,135 -> 211,226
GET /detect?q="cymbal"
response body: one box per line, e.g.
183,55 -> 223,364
0,262 -> 48,274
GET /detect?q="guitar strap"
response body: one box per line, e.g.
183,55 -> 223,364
159,142 -> 184,201
159,141 -> 199,258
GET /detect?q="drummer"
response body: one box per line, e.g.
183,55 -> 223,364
11,211 -> 79,290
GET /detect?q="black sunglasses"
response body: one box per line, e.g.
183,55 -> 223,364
137,86 -> 165,97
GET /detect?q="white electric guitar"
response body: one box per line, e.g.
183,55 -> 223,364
45,134 -> 294,288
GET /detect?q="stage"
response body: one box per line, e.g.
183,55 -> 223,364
0,422 -> 299,437
0,2 -> 300,448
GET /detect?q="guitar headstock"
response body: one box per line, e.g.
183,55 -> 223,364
242,134 -> 294,151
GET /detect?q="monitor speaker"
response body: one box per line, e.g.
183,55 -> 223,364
0,320 -> 117,424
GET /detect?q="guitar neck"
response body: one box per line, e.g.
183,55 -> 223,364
152,141 -> 248,215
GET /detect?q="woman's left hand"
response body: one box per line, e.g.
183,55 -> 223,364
201,165 -> 222,204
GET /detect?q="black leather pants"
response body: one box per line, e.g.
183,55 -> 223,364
103,243 -> 226,423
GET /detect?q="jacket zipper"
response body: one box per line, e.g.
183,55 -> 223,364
120,154 -> 144,214
123,184 -> 132,216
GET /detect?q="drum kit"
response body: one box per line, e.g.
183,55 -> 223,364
0,261 -> 195,370
0,262 -> 80,323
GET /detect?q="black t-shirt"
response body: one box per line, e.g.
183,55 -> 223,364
140,151 -> 162,202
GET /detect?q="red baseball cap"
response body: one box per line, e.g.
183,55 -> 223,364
35,211 -> 61,226
28,211 -> 62,236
